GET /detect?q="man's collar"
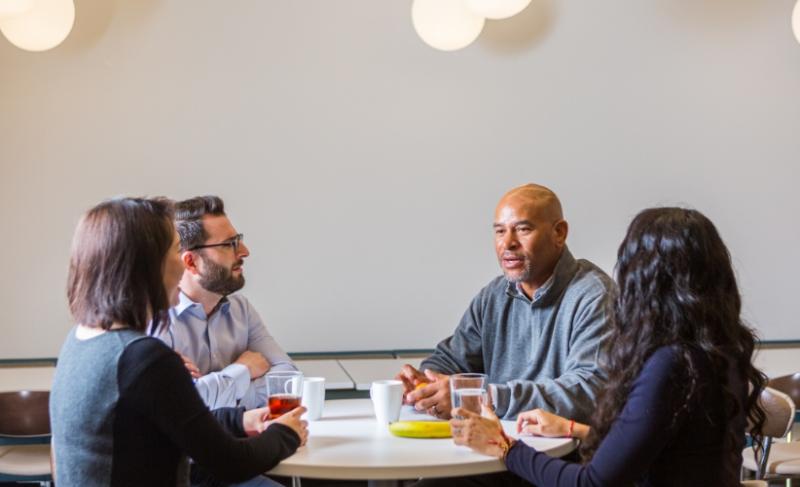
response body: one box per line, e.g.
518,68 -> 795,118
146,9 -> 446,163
174,291 -> 196,316
505,247 -> 578,306
174,290 -> 231,318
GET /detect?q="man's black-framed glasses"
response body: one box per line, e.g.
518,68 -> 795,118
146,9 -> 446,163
188,233 -> 244,253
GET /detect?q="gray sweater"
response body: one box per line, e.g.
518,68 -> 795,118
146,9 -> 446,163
421,248 -> 615,422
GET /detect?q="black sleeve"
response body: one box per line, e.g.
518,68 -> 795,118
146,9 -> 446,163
118,338 -> 301,482
505,347 -> 688,487
210,407 -> 246,437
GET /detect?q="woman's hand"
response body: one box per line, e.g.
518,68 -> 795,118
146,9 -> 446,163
242,407 -> 271,437
516,409 -> 589,439
516,409 -> 570,437
449,405 -> 507,458
273,406 -> 309,446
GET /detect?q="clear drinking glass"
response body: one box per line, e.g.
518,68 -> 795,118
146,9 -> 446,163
449,373 -> 489,418
265,371 -> 304,419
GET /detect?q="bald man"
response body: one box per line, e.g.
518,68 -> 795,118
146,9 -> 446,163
397,184 -> 615,422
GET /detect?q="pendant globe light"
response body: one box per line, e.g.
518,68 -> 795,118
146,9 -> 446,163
466,0 -> 532,20
412,0 -> 485,51
0,0 -> 75,52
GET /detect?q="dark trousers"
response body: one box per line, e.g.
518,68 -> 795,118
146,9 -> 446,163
411,450 -> 581,487
412,471 -> 533,487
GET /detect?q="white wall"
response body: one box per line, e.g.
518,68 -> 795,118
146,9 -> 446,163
1,0 -> 798,358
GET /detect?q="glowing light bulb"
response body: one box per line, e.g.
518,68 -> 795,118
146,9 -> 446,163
466,0 -> 532,20
0,0 -> 74,52
0,0 -> 34,19
412,0 -> 485,52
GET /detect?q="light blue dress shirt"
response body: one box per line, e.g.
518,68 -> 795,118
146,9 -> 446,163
156,291 -> 297,410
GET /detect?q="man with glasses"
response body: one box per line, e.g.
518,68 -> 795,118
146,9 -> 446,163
155,195 -> 297,412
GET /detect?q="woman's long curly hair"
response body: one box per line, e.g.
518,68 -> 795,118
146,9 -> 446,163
580,208 -> 766,482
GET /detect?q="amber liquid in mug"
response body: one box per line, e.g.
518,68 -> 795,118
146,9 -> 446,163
268,394 -> 301,419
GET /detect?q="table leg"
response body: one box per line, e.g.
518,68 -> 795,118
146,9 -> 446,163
367,481 -> 403,487
291,476 -> 301,487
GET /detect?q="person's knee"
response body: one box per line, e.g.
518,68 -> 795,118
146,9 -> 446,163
230,475 -> 285,487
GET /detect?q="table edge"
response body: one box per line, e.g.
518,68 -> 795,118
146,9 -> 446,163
268,457 -> 507,480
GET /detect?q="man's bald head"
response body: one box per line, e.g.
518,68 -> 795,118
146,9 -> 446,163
498,184 -> 564,224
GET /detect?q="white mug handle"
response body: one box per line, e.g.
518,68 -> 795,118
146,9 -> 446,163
285,377 -> 300,395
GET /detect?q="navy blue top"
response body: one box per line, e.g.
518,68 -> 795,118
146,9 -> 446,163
505,346 -> 746,486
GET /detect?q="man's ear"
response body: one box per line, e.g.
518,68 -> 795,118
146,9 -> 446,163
553,220 -> 569,247
182,251 -> 200,274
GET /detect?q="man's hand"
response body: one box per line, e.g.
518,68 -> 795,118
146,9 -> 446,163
404,370 -> 451,419
235,350 -> 270,379
395,364 -> 428,397
179,353 -> 201,379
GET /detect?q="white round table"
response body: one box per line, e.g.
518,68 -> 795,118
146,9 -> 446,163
268,398 -> 576,482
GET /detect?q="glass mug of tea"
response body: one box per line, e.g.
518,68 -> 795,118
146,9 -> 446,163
449,373 -> 489,418
265,371 -> 304,419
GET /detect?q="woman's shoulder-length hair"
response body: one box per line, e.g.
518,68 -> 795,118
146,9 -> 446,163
66,197 -> 174,332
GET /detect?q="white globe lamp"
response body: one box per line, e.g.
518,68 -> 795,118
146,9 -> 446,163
0,0 -> 74,52
412,0 -> 485,52
466,0 -> 532,20
0,0 -> 34,19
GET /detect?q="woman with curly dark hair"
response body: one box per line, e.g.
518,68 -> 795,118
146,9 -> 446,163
447,207 -> 766,486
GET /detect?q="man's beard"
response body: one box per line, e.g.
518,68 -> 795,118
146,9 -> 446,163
501,256 -> 532,284
198,257 -> 245,296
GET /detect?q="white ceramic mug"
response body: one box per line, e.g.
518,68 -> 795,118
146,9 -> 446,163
370,379 -> 404,425
301,377 -> 326,421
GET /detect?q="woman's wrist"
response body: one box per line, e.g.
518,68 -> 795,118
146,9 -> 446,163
496,429 -> 517,460
502,437 -> 517,460
569,422 -> 590,441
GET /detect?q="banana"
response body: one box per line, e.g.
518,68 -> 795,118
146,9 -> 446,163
389,420 -> 452,438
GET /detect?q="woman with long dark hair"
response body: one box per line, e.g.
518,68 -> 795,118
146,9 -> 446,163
50,198 -> 307,487
448,207 -> 765,486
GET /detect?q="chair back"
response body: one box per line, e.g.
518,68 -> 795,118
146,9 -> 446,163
768,373 -> 800,409
759,386 -> 795,438
0,390 -> 50,437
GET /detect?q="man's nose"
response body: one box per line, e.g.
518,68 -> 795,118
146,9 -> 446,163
502,231 -> 519,249
238,242 -> 250,258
